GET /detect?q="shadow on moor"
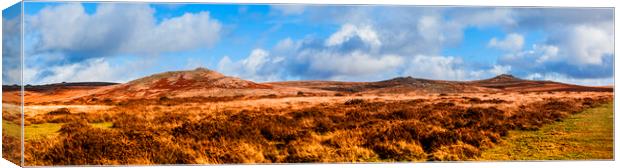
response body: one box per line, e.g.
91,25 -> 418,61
2,68 -> 614,165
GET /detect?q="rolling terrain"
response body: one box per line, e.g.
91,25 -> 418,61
3,67 -> 612,104
1,68 -> 614,165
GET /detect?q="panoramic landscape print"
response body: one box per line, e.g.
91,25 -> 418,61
2,2 -> 614,166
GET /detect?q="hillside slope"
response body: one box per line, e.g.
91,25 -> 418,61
80,68 -> 278,100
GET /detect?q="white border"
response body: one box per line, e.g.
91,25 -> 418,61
1,0 -> 617,168
12,0 -> 620,7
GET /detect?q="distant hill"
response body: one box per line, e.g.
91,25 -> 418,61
270,74 -> 612,94
79,68 -> 279,100
2,82 -> 118,104
468,74 -> 612,92
2,82 -> 118,92
365,76 -> 493,94
6,69 -> 612,103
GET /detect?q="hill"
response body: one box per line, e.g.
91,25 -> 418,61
7,69 -> 612,103
79,68 -> 280,100
468,74 -> 612,92
2,82 -> 118,104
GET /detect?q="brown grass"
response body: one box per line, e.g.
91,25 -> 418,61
17,91 -> 612,165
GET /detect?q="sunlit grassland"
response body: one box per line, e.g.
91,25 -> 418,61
3,120 -> 114,140
19,94 -> 613,164
90,122 -> 114,129
480,103 -> 613,160
3,119 -> 21,138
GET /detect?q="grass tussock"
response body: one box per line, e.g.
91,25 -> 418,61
2,134 -> 21,164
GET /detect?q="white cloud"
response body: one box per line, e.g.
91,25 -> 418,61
305,51 -> 403,80
488,33 -> 524,51
417,16 -> 448,47
2,16 -> 22,85
30,58 -> 131,84
22,5 -> 612,85
404,55 -> 511,81
489,65 -> 512,75
500,44 -> 560,68
217,49 -> 284,82
377,13 -> 464,55
456,9 -> 515,27
123,11 -> 221,54
274,38 -> 296,53
271,5 -> 306,15
404,55 -> 469,80
242,49 -> 271,75
28,3 -> 222,58
23,3 -> 223,84
554,24 -> 613,66
230,7 -> 611,84
500,41 -> 613,80
533,45 -> 560,63
325,24 -> 382,51
495,10 -> 613,80
217,56 -> 234,73
219,26 -> 403,81
289,24 -> 404,81
219,9 -> 532,82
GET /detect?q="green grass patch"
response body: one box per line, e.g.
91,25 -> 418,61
25,123 -> 64,140
2,119 -> 21,138
3,120 -> 114,140
91,122 -> 114,129
480,103 -> 614,160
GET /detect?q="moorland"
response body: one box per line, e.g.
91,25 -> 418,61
2,68 -> 614,165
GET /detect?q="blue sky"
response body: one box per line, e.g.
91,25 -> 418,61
2,2 -> 614,85
2,2 -> 21,85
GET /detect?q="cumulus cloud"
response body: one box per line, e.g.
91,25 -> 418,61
404,55 -> 469,80
320,8 -> 517,57
2,3 -> 22,85
415,15 -> 460,51
485,8 -> 614,83
233,7 -> 612,84
403,55 -> 509,81
489,65 -> 512,75
218,23 -> 405,81
273,8 -> 527,81
25,58 -> 138,84
381,13 -> 462,56
488,33 -> 524,51
22,3 -> 222,84
497,19 -> 613,81
20,5 -> 613,85
297,51 -> 404,81
551,24 -> 613,66
27,3 -> 221,63
285,24 -> 406,81
499,42 -> 612,80
2,16 -> 22,85
218,49 -> 285,82
499,44 -> 556,66
325,24 -> 382,51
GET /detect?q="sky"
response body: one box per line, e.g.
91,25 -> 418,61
2,2 -> 21,85
2,2 -> 614,86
